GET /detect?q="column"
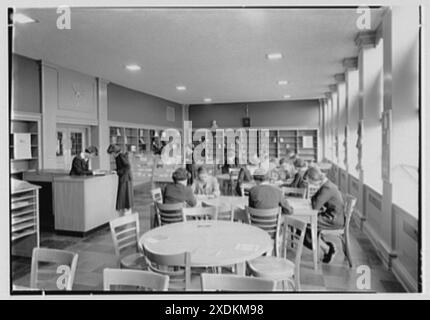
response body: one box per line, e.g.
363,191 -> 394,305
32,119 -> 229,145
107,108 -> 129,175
94,78 -> 110,170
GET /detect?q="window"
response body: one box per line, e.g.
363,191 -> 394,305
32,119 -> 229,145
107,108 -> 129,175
70,132 -> 83,156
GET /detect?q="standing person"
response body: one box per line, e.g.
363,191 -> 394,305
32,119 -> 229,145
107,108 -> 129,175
69,146 -> 98,176
107,144 -> 133,216
163,167 -> 197,207
305,166 -> 345,264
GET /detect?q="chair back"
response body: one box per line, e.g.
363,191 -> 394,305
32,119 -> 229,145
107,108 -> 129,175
151,188 -> 163,203
143,245 -> 191,291
202,201 -> 234,221
282,187 -> 306,199
103,268 -> 169,291
201,273 -> 276,292
282,217 -> 307,290
183,206 -> 217,221
343,193 -> 357,230
30,248 -> 78,291
246,206 -> 281,256
109,213 -> 141,260
306,183 -> 319,199
156,202 -> 184,225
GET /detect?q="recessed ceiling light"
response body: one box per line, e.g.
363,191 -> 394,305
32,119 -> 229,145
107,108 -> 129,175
125,64 -> 141,71
176,86 -> 187,91
277,80 -> 289,85
203,98 -> 212,103
266,53 -> 283,60
283,94 -> 291,99
12,13 -> 37,24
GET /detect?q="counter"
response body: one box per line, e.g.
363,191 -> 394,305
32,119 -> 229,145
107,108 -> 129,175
52,174 -> 118,234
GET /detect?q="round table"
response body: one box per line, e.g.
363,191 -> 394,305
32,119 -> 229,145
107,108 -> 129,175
140,220 -> 273,274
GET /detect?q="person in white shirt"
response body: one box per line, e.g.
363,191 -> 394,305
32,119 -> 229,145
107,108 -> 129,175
192,166 -> 221,197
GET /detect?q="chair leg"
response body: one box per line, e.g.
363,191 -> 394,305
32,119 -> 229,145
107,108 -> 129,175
344,233 -> 353,268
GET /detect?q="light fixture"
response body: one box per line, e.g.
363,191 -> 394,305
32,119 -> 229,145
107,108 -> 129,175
204,98 -> 212,103
266,53 -> 283,60
125,64 -> 141,71
283,94 -> 291,99
176,86 -> 187,91
12,13 -> 37,24
277,80 -> 288,85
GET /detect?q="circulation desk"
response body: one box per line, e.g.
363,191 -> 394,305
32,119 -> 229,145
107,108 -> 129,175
52,174 -> 118,234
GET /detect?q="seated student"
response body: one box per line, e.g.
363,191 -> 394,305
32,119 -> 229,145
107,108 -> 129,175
248,168 -> 293,215
288,158 -> 308,188
69,146 -> 98,176
278,157 -> 296,181
304,166 -> 345,263
163,168 -> 197,207
192,166 -> 221,197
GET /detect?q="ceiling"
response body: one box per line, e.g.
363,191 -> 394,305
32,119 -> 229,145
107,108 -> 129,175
13,7 -> 384,105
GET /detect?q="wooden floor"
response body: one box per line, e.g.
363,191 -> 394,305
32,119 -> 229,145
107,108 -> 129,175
12,183 -> 405,292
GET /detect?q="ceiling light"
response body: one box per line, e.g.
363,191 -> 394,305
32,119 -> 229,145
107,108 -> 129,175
176,86 -> 187,91
125,64 -> 141,71
12,13 -> 37,24
283,94 -> 291,99
278,80 -> 288,85
266,53 -> 283,60
203,98 -> 212,103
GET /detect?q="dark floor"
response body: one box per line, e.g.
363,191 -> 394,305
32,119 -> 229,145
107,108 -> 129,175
12,183 -> 405,292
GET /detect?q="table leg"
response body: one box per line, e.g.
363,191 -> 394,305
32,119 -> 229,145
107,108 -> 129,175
311,215 -> 318,270
235,262 -> 246,276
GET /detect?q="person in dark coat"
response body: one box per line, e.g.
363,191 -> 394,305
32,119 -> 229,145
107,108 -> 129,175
248,168 -> 293,215
107,144 -> 133,215
163,168 -> 197,207
288,158 -> 308,188
69,146 -> 98,176
304,166 -> 345,264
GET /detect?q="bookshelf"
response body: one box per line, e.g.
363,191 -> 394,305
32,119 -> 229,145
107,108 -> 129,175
11,179 -> 40,257
10,119 -> 40,175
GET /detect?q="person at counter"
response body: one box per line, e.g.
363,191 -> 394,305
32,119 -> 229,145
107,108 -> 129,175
69,146 -> 98,176
107,144 -> 134,216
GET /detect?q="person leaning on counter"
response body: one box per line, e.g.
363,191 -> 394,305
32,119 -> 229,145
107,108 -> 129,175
69,146 -> 98,176
107,144 -> 134,216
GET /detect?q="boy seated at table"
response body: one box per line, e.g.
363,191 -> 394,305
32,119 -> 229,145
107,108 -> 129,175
248,168 -> 293,215
163,167 -> 197,207
192,166 -> 221,197
305,166 -> 345,264
287,158 -> 308,188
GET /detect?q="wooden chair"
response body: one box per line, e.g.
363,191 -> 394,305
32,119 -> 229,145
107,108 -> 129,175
109,213 -> 146,270
156,202 -> 184,225
246,206 -> 282,257
151,188 -> 163,203
202,201 -> 234,221
30,247 -> 78,291
306,183 -> 319,199
103,268 -> 169,291
200,273 -> 276,292
247,217 -> 307,291
143,245 -> 192,291
282,187 -> 306,199
183,206 -> 217,221
319,194 -> 357,268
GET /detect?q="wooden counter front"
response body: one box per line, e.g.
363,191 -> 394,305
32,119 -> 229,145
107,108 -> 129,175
52,174 -> 118,233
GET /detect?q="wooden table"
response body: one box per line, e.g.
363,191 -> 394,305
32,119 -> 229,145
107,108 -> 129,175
196,195 -> 248,213
140,220 -> 273,275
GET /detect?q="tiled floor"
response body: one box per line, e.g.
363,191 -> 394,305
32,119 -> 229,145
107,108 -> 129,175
12,184 -> 405,292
